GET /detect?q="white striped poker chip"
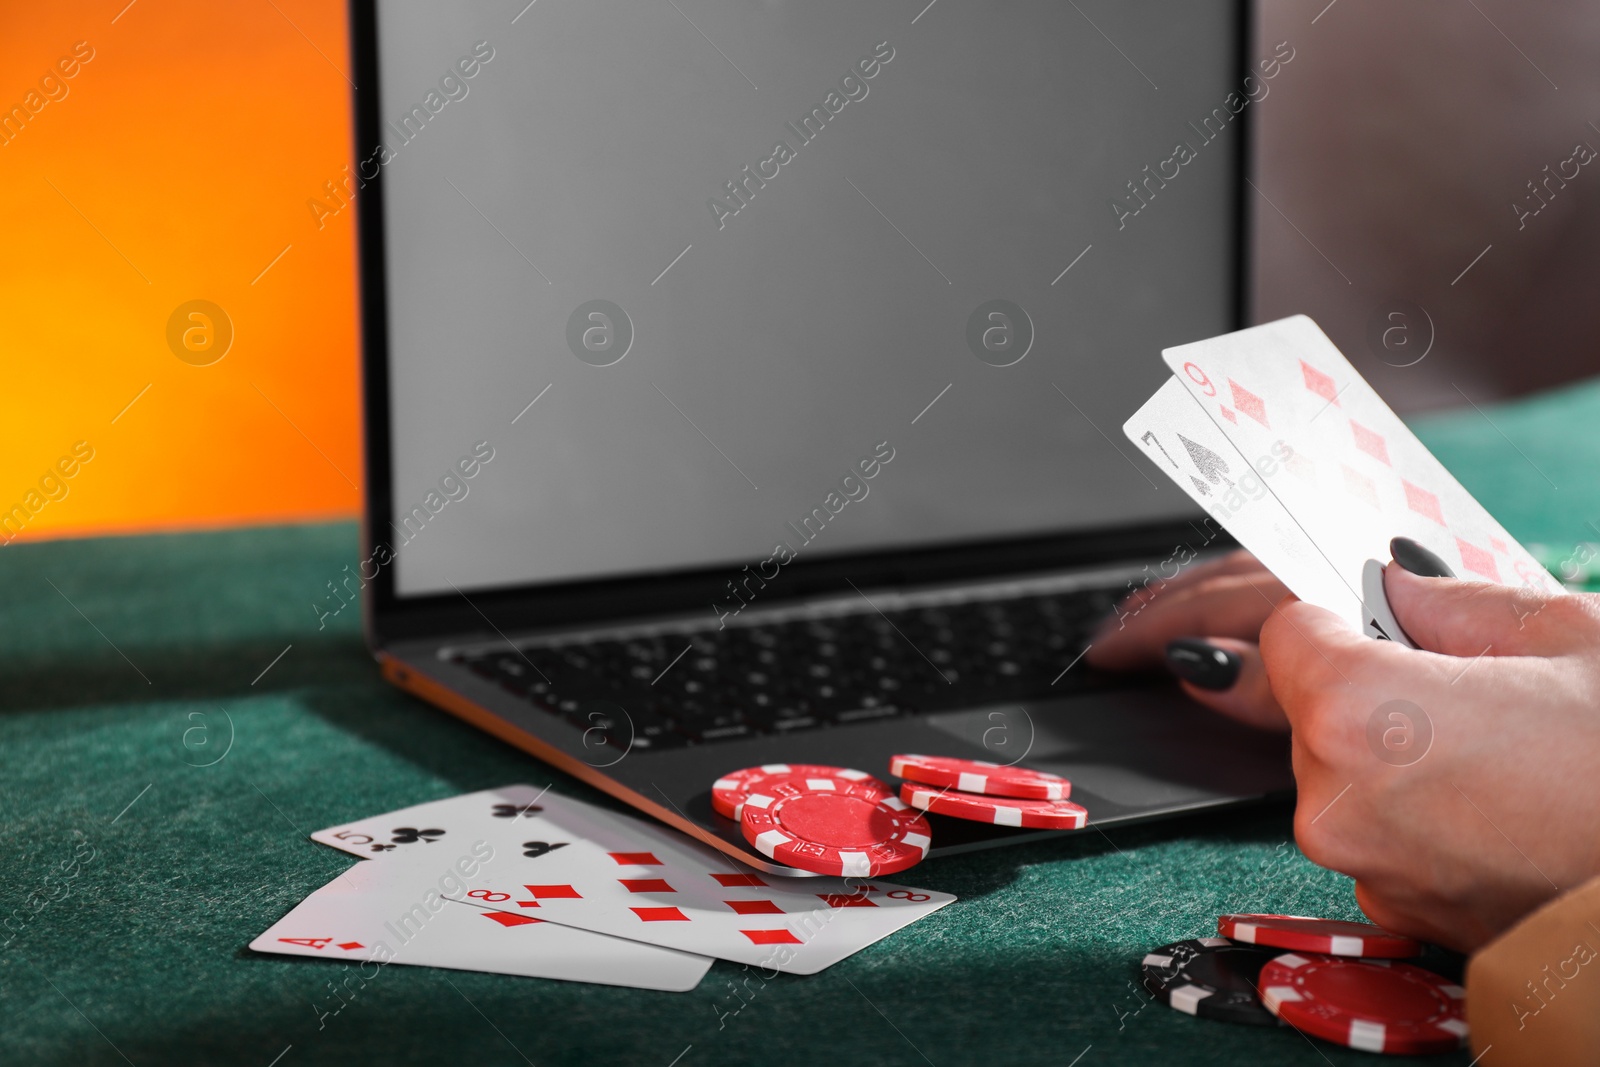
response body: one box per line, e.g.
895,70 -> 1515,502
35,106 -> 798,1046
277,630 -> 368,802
1217,914 -> 1422,959
1259,953 -> 1468,1055
710,764 -> 873,820
889,753 -> 1072,800
739,775 -> 930,877
899,783 -> 1087,829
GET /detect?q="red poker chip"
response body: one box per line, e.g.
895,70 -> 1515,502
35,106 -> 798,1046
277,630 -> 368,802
900,783 -> 1087,830
1217,914 -> 1422,959
1259,953 -> 1468,1055
740,775 -> 931,877
711,764 -> 876,820
889,753 -> 1072,800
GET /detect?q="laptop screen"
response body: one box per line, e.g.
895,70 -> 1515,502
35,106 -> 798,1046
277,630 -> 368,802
372,1 -> 1248,598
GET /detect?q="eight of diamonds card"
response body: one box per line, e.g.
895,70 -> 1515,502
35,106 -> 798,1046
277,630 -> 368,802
448,793 -> 955,975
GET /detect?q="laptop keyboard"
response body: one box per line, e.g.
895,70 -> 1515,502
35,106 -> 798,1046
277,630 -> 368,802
449,584 -> 1129,752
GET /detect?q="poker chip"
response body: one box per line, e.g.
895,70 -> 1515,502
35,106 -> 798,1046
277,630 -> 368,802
889,753 -> 1072,800
899,783 -> 1088,829
711,764 -> 875,820
1139,937 -> 1283,1028
1217,914 -> 1422,959
739,774 -> 931,876
1259,953 -> 1468,1055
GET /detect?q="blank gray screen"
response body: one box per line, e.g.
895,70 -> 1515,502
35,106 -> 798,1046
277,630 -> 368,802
377,1 -> 1237,596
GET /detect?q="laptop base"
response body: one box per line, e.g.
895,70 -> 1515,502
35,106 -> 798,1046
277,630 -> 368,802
383,647 -> 1294,874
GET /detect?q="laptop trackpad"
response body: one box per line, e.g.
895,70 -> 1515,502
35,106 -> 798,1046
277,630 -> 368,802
922,686 -> 1293,819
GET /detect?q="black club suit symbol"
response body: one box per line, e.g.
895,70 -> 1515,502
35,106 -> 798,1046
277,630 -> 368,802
390,827 -> 445,845
492,803 -> 542,819
369,843 -> 397,853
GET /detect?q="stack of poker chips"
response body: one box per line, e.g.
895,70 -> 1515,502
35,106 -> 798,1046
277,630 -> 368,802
1141,915 -> 1469,1056
710,754 -> 1092,877
889,754 -> 1087,829
712,764 -> 932,876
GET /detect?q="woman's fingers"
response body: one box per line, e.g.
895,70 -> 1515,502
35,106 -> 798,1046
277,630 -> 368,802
1098,549 -> 1265,625
1088,569 -> 1290,671
1083,549 -> 1289,730
1164,637 -> 1288,731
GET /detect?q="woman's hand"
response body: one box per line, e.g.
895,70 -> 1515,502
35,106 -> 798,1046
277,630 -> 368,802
1264,565 -> 1600,952
1089,543 -> 1600,952
1086,549 -> 1291,731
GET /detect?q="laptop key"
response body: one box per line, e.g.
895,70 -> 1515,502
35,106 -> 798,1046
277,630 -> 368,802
613,704 -> 685,751
685,719 -> 753,744
834,703 -> 905,724
743,704 -> 820,733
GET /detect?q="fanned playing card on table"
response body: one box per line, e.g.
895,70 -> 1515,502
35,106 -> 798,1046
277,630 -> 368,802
309,785 -> 955,975
449,796 -> 955,975
249,846 -> 713,991
310,784 -> 559,860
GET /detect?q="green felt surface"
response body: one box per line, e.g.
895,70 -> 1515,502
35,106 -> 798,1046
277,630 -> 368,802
3,380 -> 1598,1067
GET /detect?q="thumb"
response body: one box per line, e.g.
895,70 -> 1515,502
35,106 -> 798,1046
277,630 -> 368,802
1259,596 -> 1401,720
1383,564 -> 1582,657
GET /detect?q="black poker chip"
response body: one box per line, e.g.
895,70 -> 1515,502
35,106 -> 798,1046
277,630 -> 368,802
1140,937 -> 1283,1027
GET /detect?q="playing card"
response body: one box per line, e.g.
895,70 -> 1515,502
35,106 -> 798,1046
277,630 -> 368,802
1123,376 -> 1360,622
250,843 -> 713,992
313,784 -> 736,876
448,798 -> 955,975
1362,557 -> 1416,647
1160,316 -> 1561,626
313,786 -> 954,974
311,784 -> 557,859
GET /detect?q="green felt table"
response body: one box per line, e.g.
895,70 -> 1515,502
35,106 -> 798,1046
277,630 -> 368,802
4,378 -> 1599,1067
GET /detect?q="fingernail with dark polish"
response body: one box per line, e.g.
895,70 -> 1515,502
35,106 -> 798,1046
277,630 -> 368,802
1165,638 -> 1241,691
1390,536 -> 1455,578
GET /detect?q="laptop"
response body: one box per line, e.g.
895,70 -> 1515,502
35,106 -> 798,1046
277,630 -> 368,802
350,0 -> 1292,873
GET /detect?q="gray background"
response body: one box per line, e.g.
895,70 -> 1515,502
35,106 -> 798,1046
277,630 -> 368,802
1253,0 -> 1600,412
378,1 -> 1244,596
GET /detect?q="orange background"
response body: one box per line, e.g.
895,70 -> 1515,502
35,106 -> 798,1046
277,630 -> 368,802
0,0 -> 360,542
